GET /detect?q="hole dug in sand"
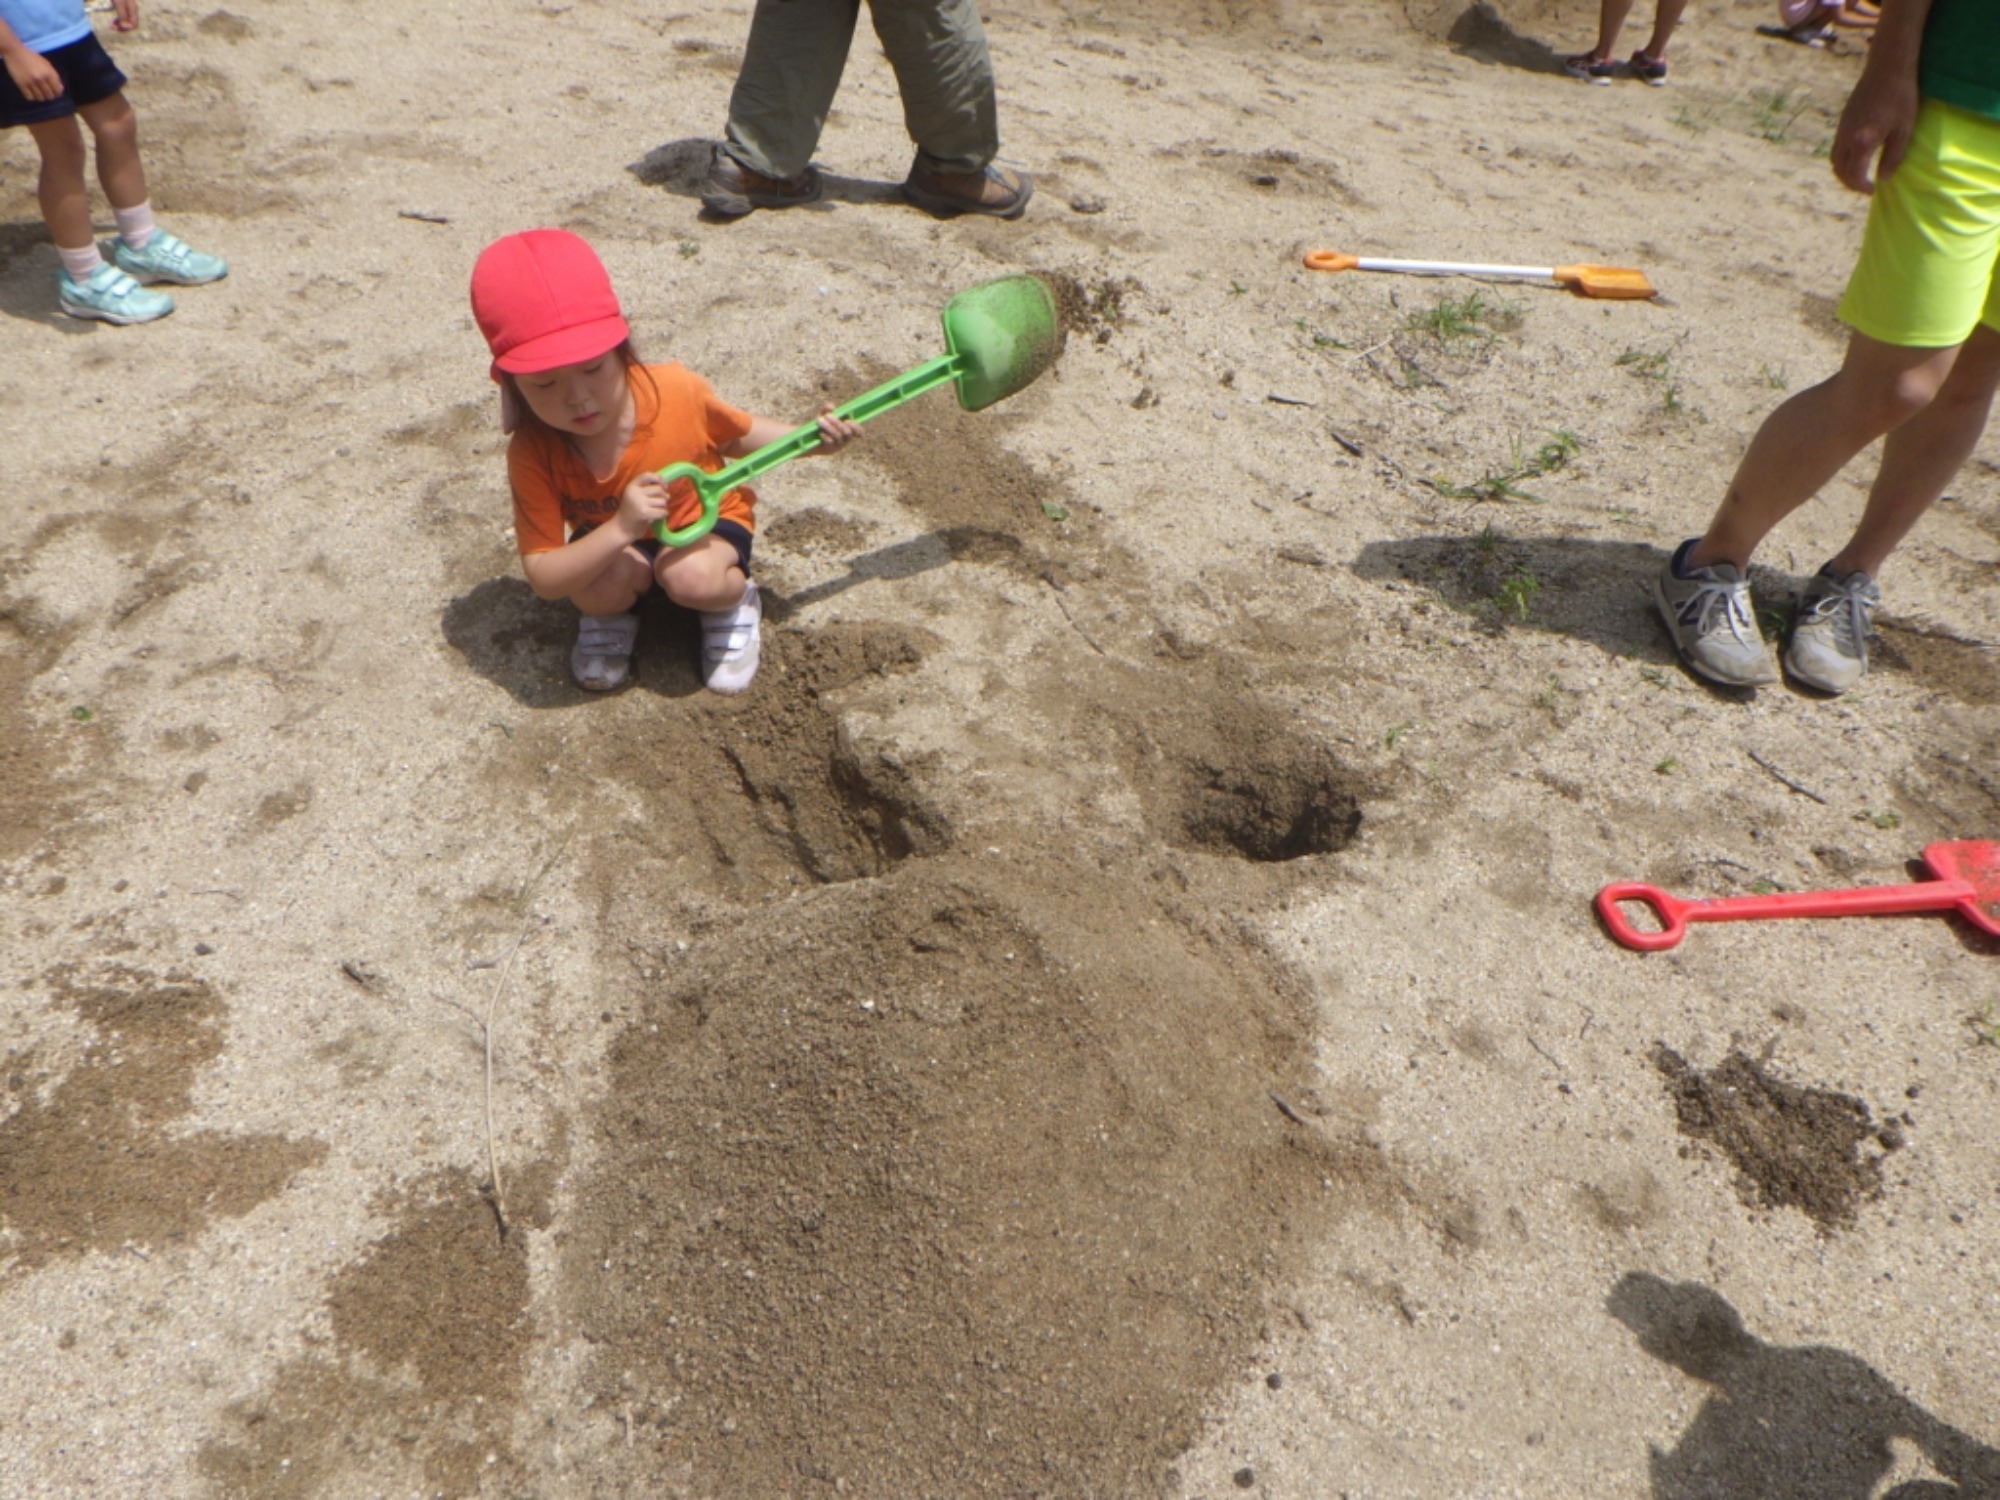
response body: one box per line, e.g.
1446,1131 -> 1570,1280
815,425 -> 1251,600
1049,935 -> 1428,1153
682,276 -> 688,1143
1100,682 -> 1367,864
1172,740 -> 1365,863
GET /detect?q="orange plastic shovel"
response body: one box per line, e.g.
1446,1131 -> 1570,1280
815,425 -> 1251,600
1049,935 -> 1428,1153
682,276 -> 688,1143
1597,840 -> 2000,951
1304,249 -> 1656,300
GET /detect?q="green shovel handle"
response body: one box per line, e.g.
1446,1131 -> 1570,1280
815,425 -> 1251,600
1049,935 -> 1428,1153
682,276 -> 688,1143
652,465 -> 725,548
652,352 -> 963,547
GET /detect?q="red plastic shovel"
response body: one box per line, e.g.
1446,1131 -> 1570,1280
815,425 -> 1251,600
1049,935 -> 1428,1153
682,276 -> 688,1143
1596,840 -> 2000,951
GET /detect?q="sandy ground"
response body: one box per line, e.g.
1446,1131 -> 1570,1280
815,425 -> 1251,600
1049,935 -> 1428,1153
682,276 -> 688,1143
4,0 -> 1999,1496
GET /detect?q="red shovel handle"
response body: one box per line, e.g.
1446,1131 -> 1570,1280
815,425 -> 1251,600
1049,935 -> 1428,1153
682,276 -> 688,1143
1597,875 -> 1973,951
1596,883 -> 1690,951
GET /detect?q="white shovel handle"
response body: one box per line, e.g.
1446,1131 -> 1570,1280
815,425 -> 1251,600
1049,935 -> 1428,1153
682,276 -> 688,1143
1349,256 -> 1557,281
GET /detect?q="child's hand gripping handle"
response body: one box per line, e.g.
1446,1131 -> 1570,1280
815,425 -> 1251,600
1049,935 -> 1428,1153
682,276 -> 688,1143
1596,876 -> 1971,951
653,352 -> 962,547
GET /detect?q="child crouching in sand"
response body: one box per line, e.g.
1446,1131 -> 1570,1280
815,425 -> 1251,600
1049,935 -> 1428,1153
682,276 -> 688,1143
470,229 -> 859,694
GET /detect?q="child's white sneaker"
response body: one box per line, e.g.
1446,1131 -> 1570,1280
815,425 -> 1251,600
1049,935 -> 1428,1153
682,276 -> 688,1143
700,580 -> 761,694
571,611 -> 638,691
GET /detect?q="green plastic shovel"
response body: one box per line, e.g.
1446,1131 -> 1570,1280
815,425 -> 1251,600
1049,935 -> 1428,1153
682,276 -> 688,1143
653,273 -> 1062,546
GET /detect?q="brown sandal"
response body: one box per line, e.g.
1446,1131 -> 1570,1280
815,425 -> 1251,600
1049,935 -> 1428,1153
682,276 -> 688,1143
902,159 -> 1033,220
701,150 -> 824,217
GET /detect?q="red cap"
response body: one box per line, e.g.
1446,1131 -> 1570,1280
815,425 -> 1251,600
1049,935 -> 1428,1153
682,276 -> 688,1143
470,229 -> 630,376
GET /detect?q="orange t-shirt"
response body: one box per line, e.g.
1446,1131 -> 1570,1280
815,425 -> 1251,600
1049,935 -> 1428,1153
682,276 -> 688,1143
507,362 -> 756,556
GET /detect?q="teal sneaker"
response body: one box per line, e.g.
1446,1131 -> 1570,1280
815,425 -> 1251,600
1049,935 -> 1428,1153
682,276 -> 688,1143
58,264 -> 175,325
113,231 -> 228,286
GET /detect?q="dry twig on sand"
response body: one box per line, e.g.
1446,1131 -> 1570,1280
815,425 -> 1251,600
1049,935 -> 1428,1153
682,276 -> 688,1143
476,931 -> 528,1238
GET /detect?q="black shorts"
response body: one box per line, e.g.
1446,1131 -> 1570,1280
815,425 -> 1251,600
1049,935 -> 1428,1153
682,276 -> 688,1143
0,33 -> 128,128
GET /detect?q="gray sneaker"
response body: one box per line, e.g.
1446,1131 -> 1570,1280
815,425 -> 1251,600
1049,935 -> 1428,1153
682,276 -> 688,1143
1784,567 -> 1879,694
1652,541 -> 1777,685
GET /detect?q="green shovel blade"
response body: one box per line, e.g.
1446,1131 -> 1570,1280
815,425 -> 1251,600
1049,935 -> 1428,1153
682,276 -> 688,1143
654,274 -> 1060,548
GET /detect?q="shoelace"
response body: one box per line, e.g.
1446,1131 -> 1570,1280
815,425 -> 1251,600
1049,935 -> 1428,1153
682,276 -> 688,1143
1801,577 -> 1878,652
1679,576 -> 1760,644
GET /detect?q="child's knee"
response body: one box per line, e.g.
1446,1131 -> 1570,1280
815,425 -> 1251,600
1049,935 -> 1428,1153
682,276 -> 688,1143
82,94 -> 136,145
657,554 -> 739,611
30,119 -> 87,173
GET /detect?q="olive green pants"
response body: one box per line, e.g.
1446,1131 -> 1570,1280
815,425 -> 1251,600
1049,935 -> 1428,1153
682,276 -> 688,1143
721,0 -> 999,179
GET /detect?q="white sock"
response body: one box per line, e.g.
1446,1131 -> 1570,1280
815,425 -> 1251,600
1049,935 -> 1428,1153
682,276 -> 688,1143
113,201 -> 156,250
58,243 -> 105,282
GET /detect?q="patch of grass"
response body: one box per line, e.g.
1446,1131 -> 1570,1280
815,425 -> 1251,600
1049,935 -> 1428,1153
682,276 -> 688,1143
1040,500 -> 1070,522
1672,103 -> 1717,134
70,705 -> 92,722
1755,598 -> 1795,641
1758,362 -> 1789,390
1526,430 -> 1581,473
1750,87 -> 1813,144
1859,808 -> 1902,830
1655,756 -> 1679,775
1432,429 -> 1584,504
1618,346 -> 1688,415
677,240 -> 700,258
1433,471 -> 1543,504
1639,666 -> 1668,688
1229,280 -> 1248,296
1748,879 -> 1781,895
1293,318 -> 1348,351
1384,720 -> 1417,750
1494,568 -> 1541,620
1402,289 -> 1524,344
1972,999 -> 2000,1047
1616,347 -> 1672,379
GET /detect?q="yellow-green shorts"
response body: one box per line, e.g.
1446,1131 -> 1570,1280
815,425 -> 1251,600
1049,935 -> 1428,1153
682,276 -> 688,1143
1839,100 -> 2000,349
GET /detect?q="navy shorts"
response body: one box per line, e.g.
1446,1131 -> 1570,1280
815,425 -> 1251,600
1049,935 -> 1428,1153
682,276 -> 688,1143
0,33 -> 128,128
573,517 -> 754,585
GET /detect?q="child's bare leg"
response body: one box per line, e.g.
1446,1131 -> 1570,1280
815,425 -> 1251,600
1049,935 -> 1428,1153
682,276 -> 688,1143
1689,331 -> 1961,570
571,546 -> 656,616
1641,0 -> 1688,58
1589,0 -> 1637,56
1826,322 -> 2000,578
25,116 -> 94,249
78,91 -> 147,210
656,536 -> 746,612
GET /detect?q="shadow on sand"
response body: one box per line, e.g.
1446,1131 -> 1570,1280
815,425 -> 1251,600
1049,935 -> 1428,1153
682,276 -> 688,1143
441,529 -> 986,706
1608,1272 -> 2000,1499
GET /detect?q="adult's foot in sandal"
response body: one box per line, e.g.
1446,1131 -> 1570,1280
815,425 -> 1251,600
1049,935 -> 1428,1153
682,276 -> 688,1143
902,157 -> 1032,220
701,150 -> 823,218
